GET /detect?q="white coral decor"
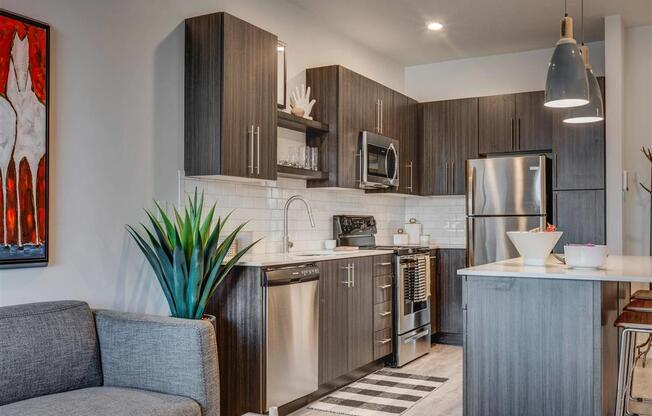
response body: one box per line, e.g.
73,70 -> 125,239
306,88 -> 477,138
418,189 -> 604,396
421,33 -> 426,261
289,84 -> 316,120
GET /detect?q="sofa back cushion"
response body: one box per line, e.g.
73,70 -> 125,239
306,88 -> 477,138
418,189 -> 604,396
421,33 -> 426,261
0,300 -> 102,406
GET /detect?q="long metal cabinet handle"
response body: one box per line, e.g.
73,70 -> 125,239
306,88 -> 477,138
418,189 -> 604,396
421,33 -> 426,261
511,118 -> 514,150
376,100 -> 380,133
380,99 -> 383,134
256,126 -> 260,175
444,162 -> 449,194
351,263 -> 355,287
452,161 -> 455,193
406,161 -> 413,192
249,125 -> 254,174
341,264 -> 351,287
517,118 -> 521,149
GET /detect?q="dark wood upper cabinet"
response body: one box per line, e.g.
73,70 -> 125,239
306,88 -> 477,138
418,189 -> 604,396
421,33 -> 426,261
553,189 -> 606,253
552,78 -> 606,191
307,66 -> 413,190
479,91 -> 551,154
515,91 -> 552,151
185,12 -> 277,180
401,96 -> 420,195
478,94 -> 515,154
420,98 -> 478,196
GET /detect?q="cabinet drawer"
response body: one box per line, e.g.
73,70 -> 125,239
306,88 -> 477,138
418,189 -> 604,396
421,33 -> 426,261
374,275 -> 393,305
374,255 -> 394,276
374,328 -> 393,360
374,301 -> 393,332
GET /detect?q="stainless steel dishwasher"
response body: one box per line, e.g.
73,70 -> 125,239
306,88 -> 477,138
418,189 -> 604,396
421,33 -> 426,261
264,263 -> 320,409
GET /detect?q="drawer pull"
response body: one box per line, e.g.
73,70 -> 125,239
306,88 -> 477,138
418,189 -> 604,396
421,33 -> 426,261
377,284 -> 392,289
377,338 -> 392,345
377,262 -> 392,266
379,311 -> 392,317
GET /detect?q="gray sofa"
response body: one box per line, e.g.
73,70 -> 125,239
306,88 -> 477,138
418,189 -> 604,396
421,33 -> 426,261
0,300 -> 219,416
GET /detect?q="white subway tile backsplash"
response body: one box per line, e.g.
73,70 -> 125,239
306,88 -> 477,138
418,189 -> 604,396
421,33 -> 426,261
184,177 -> 466,254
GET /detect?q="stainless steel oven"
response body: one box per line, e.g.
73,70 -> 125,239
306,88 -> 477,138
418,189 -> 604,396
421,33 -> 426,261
358,131 -> 399,189
394,252 -> 431,367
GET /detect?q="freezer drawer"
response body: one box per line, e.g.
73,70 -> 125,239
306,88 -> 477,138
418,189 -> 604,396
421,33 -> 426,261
466,155 -> 547,216
467,216 -> 544,266
395,325 -> 430,367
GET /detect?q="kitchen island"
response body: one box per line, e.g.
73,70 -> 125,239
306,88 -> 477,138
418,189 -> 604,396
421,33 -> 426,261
458,256 -> 652,416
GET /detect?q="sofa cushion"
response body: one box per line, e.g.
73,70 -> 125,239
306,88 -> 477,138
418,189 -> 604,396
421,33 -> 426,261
0,387 -> 201,416
0,301 -> 102,406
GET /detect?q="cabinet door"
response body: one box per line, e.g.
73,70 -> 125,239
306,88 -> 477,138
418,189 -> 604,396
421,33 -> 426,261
360,74 -> 379,134
436,249 -> 466,343
552,112 -> 605,190
429,250 -> 438,336
348,257 -> 374,371
553,190 -> 606,253
401,97 -> 420,195
221,13 -> 255,178
420,101 -> 449,195
318,259 -> 350,384
449,98 -> 479,195
478,94 -> 515,154
515,91 -> 552,151
250,24 -> 277,179
379,85 -> 397,138
338,68 -> 367,188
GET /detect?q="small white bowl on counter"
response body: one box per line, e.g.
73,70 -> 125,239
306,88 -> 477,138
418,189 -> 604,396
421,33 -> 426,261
564,244 -> 608,269
507,231 -> 563,266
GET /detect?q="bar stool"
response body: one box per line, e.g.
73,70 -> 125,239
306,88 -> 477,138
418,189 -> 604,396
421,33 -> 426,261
615,301 -> 652,416
630,291 -> 652,368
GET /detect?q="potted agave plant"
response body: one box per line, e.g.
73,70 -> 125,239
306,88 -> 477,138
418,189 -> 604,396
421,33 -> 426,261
127,189 -> 259,327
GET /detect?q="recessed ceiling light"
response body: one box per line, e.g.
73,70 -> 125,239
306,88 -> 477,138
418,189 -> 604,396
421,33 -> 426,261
427,22 -> 444,31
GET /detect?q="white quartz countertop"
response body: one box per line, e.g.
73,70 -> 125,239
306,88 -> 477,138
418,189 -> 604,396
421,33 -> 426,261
458,255 -> 652,283
236,249 -> 395,267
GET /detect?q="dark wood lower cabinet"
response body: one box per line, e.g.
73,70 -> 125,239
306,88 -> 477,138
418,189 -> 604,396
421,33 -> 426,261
347,257 -> 374,371
432,248 -> 466,345
318,259 -> 350,384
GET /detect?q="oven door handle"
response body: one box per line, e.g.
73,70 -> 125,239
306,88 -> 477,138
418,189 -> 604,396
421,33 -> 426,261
402,330 -> 430,344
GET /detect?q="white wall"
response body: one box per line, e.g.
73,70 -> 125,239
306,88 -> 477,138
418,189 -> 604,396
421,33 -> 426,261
405,42 -> 605,102
623,25 -> 652,256
0,0 -> 405,312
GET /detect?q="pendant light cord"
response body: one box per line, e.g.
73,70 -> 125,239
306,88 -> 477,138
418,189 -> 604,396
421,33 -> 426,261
581,0 -> 585,44
564,0 -> 568,17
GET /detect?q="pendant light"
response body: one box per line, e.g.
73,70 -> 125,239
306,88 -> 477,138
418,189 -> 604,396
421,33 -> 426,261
544,0 -> 590,108
564,0 -> 604,123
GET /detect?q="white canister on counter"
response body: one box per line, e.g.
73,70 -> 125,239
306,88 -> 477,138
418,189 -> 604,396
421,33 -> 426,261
393,229 -> 409,245
404,218 -> 422,245
420,234 -> 430,246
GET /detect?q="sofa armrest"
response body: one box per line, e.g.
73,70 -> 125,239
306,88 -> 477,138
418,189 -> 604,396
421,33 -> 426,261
94,310 -> 219,416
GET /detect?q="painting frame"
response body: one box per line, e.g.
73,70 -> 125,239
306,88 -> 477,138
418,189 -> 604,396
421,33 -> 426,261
0,9 -> 49,269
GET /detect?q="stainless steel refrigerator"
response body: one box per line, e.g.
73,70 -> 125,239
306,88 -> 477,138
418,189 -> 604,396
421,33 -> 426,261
466,155 -> 550,266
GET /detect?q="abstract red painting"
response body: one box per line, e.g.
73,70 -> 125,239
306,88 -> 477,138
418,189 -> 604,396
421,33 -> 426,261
0,10 -> 48,268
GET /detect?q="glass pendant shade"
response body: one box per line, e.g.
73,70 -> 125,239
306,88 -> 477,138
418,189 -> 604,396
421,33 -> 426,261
544,17 -> 590,108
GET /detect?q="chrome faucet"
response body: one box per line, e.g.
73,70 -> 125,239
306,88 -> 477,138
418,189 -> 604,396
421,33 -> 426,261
283,195 -> 316,254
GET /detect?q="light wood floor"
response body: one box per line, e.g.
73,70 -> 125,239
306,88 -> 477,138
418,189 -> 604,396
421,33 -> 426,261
290,344 -> 463,416
291,343 -> 652,416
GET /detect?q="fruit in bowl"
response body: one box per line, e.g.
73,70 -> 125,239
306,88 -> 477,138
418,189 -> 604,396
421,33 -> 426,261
564,244 -> 608,269
506,227 -> 563,266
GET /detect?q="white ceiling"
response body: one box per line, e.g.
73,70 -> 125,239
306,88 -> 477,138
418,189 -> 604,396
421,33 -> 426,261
287,0 -> 652,66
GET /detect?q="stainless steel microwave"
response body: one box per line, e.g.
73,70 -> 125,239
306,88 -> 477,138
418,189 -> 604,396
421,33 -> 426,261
358,131 -> 399,189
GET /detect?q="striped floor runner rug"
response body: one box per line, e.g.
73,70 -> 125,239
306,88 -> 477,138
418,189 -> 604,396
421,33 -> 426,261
307,369 -> 448,415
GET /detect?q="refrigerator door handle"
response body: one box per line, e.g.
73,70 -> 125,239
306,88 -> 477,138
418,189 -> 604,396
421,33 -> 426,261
467,166 -> 476,215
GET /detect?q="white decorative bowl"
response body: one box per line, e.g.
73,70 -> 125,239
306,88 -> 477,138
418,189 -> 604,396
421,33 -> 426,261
506,231 -> 563,266
564,244 -> 608,269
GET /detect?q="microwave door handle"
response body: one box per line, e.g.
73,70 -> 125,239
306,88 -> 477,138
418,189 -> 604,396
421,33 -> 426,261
388,143 -> 398,183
